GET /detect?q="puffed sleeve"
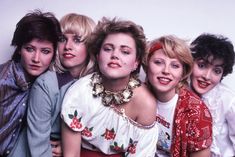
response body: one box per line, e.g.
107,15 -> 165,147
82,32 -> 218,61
226,98 -> 235,150
126,124 -> 158,157
61,74 -> 93,132
27,71 -> 58,157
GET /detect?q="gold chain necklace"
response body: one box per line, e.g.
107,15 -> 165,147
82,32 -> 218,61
91,73 -> 141,106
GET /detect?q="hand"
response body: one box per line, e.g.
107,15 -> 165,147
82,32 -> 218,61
51,140 -> 63,157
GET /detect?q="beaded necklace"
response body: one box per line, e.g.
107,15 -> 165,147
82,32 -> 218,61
91,73 -> 141,106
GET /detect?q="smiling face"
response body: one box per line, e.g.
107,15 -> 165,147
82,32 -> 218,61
58,33 -> 87,74
191,55 -> 224,96
147,49 -> 183,102
97,33 -> 139,80
20,39 -> 54,78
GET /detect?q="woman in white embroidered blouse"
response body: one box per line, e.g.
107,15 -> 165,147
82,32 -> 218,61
190,33 -> 235,157
61,17 -> 158,157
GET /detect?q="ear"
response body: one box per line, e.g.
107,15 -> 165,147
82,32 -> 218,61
133,60 -> 139,71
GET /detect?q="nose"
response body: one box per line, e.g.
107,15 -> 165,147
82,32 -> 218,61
110,49 -> 119,60
203,69 -> 212,80
32,51 -> 40,63
65,39 -> 72,51
162,64 -> 170,75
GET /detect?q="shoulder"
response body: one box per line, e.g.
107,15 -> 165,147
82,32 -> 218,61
65,73 -> 93,97
217,83 -> 235,99
33,70 -> 57,87
134,83 -> 156,106
133,83 -> 157,126
69,73 -> 92,90
37,70 -> 56,81
0,61 -> 19,79
178,87 -> 212,118
204,83 -> 235,110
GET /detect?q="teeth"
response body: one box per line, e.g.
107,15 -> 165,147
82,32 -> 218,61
64,54 -> 73,57
159,77 -> 170,82
198,80 -> 209,86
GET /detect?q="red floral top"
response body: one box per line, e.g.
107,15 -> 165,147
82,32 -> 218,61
171,87 -> 213,157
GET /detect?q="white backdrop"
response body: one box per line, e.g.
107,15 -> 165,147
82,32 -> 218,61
0,0 -> 235,89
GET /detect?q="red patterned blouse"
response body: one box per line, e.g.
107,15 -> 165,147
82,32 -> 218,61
171,87 -> 213,157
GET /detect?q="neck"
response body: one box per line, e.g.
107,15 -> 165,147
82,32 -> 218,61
154,89 -> 176,102
69,66 -> 83,78
101,75 -> 131,92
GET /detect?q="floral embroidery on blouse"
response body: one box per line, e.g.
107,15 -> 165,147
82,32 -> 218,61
101,128 -> 116,140
110,141 -> 125,152
68,110 -> 83,129
81,127 -> 93,137
127,138 -> 137,154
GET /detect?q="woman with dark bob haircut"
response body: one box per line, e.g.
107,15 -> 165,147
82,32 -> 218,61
190,33 -> 235,156
0,9 -> 61,157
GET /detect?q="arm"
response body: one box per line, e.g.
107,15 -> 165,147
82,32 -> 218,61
187,98 -> 213,156
61,121 -> 81,157
27,74 -> 57,157
190,148 -> 210,157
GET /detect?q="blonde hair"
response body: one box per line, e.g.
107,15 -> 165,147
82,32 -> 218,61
50,13 -> 96,77
143,35 -> 193,88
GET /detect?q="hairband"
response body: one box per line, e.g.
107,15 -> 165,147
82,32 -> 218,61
149,42 -> 162,53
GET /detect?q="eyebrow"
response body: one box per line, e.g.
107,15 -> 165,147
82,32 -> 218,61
103,43 -> 132,50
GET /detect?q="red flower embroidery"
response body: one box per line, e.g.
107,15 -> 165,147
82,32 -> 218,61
127,138 -> 137,154
110,141 -> 124,152
101,128 -> 116,140
68,110 -> 82,129
81,127 -> 93,137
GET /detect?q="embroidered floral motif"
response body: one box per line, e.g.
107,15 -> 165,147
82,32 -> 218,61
110,141 -> 125,152
68,110 -> 82,129
82,127 -> 93,137
101,128 -> 116,140
127,138 -> 137,154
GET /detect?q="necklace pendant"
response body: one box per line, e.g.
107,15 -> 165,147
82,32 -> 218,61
91,73 -> 141,107
102,94 -> 113,106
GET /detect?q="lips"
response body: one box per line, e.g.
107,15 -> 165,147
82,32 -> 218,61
63,53 -> 75,59
158,77 -> 171,85
29,64 -> 40,70
197,80 -> 211,89
108,62 -> 121,68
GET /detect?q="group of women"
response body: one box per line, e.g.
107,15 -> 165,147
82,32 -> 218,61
0,9 -> 234,157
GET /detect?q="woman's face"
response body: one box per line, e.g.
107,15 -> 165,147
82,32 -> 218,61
147,49 -> 183,101
58,33 -> 87,73
191,56 -> 224,96
97,33 -> 139,80
20,39 -> 54,77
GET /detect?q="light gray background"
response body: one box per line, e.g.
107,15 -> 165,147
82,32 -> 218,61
0,0 -> 234,89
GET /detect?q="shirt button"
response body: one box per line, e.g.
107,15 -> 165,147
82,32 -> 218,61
22,103 -> 26,106
13,133 -> 15,137
19,119 -> 22,122
6,150 -> 10,154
